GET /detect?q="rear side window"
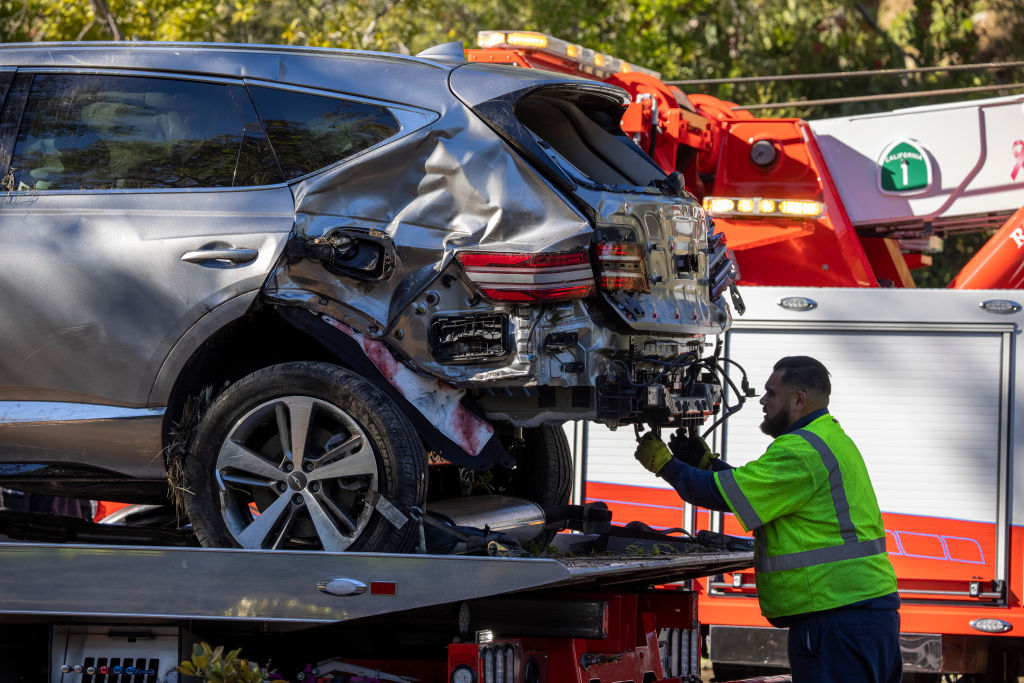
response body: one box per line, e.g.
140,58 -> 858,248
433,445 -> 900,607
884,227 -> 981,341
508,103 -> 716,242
514,90 -> 663,188
248,85 -> 399,180
9,73 -> 280,191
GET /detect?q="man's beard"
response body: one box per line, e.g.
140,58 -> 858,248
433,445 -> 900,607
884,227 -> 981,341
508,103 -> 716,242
760,410 -> 792,438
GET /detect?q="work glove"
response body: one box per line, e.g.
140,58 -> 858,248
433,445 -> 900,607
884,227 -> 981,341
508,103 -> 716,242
668,429 -> 719,470
634,432 -> 672,475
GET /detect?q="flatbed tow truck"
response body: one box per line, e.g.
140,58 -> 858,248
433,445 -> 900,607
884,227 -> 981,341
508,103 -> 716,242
0,512 -> 753,682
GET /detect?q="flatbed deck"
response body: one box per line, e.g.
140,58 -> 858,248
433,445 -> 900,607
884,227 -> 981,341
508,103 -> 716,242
0,541 -> 752,624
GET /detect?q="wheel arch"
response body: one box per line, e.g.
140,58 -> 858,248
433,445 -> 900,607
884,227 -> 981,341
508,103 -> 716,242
155,299 -> 340,452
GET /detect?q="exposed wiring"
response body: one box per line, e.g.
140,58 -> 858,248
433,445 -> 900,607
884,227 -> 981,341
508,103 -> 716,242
632,350 -> 699,388
700,358 -> 753,438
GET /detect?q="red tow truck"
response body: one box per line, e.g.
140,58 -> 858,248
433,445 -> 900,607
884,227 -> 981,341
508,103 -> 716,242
467,30 -> 1024,681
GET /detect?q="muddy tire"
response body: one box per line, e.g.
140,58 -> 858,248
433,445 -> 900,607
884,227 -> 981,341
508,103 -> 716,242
182,361 -> 427,553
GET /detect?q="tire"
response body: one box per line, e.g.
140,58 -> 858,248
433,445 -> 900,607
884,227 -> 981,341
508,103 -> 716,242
510,426 -> 573,508
500,425 -> 573,547
182,361 -> 427,553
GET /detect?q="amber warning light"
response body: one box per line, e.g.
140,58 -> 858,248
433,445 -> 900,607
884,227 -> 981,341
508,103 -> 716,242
704,196 -> 824,219
475,30 -> 661,80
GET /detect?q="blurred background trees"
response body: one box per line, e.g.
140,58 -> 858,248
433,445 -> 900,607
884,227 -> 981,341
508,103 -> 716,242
3,1 -> 1022,99
2,0 -> 1022,285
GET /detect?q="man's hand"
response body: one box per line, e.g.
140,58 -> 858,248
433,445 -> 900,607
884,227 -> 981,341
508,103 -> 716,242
668,430 -> 719,470
634,433 -> 672,474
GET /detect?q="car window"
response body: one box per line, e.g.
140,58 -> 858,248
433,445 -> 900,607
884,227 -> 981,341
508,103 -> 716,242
9,73 -> 280,191
248,85 -> 400,180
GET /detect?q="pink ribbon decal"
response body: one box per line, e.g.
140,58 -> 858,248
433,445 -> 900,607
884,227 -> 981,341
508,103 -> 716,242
1013,140 -> 1024,181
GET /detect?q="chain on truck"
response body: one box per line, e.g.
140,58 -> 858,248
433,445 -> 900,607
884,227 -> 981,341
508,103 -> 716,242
463,28 -> 1024,682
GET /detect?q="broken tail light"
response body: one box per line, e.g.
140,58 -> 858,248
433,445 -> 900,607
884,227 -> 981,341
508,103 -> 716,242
457,250 -> 596,302
593,242 -> 650,293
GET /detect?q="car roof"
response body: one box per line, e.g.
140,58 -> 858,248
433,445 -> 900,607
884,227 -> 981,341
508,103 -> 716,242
0,42 -> 469,108
0,41 -> 448,71
0,41 -> 619,110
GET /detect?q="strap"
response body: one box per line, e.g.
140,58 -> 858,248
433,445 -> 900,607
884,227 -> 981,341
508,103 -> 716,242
758,537 -> 886,572
793,428 -> 859,545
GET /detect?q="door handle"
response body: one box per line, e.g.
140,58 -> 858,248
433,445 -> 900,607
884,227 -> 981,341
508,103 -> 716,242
180,248 -> 258,265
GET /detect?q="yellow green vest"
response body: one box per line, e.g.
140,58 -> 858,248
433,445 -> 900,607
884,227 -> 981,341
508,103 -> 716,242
714,414 -> 897,619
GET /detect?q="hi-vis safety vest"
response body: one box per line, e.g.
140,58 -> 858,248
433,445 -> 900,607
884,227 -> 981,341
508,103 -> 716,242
714,414 -> 897,619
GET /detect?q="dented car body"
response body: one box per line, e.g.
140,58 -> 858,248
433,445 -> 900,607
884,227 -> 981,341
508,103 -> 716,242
0,43 -> 736,552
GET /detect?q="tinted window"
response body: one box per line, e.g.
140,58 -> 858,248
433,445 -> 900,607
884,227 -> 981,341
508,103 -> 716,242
249,86 -> 399,180
9,74 -> 280,191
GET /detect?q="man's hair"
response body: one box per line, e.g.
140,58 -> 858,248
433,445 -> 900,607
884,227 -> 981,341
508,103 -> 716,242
773,356 -> 831,397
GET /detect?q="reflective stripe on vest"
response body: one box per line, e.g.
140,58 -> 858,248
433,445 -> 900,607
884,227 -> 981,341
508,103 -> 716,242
724,427 -> 887,573
717,468 -> 763,531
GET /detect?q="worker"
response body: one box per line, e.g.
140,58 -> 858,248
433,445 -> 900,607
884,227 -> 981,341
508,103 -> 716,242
634,356 -> 901,683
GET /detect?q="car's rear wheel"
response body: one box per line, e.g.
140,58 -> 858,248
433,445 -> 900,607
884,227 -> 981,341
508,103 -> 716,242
491,424 -> 573,547
183,361 -> 427,553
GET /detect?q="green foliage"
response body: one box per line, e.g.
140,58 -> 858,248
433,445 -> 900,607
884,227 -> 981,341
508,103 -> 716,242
5,1 -> 1021,115
912,231 -> 996,288
178,642 -> 271,683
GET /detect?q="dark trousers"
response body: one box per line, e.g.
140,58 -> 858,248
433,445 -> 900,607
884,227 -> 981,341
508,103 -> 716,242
787,604 -> 902,683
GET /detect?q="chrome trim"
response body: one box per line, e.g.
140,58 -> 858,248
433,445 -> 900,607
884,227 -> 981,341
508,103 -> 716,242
733,319 -> 1015,333
900,588 -> 1002,599
980,299 -> 1022,314
777,296 -> 817,311
15,66 -> 244,85
0,401 -> 165,425
969,618 -> 1012,633
317,578 -> 368,596
995,328 -> 1012,599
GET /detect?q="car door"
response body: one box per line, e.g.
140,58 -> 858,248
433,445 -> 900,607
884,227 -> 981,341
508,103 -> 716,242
0,69 -> 295,477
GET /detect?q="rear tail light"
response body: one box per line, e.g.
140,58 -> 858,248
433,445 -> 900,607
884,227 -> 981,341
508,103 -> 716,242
457,250 -> 595,302
593,242 -> 650,293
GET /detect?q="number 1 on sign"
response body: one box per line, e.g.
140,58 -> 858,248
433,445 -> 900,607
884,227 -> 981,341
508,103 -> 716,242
902,159 -> 909,187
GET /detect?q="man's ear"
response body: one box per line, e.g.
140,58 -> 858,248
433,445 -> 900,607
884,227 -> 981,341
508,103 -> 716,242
791,389 -> 807,413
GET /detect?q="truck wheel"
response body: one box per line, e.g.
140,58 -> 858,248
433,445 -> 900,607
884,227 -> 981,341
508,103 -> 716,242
182,362 -> 427,553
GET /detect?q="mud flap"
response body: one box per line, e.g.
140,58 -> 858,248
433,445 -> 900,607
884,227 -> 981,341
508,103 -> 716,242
276,306 -> 513,470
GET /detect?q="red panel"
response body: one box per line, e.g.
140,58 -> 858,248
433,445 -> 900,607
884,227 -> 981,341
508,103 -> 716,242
588,481 -> 1024,640
699,117 -> 877,287
950,205 -> 1024,289
860,237 -> 915,288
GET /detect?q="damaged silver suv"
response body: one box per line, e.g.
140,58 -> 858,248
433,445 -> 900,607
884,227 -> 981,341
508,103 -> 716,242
0,42 -> 737,552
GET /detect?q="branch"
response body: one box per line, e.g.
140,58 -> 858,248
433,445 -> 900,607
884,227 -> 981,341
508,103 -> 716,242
361,0 -> 401,49
90,0 -> 123,41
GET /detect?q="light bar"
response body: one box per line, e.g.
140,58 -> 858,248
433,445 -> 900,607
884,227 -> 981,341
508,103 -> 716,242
702,196 -> 824,219
476,30 -> 661,79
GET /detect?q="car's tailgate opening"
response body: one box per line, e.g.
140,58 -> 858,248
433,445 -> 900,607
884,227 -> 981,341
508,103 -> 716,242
514,90 -> 664,188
